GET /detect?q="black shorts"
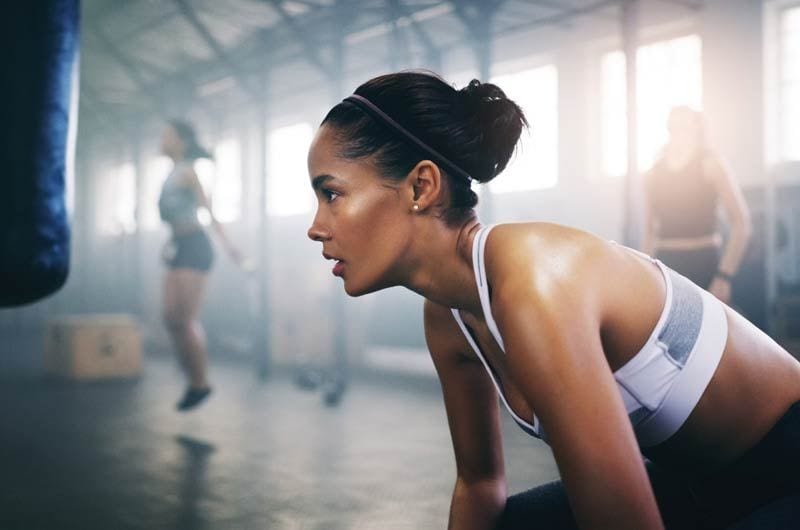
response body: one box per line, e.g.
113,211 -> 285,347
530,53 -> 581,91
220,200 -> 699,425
656,246 -> 721,289
162,229 -> 214,272
498,401 -> 800,530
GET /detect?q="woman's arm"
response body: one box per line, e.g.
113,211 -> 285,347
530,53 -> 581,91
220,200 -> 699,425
704,156 -> 752,303
487,228 -> 664,530
424,300 -> 507,530
184,167 -> 244,265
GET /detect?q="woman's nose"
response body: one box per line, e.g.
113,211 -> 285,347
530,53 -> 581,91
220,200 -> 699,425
307,216 -> 330,242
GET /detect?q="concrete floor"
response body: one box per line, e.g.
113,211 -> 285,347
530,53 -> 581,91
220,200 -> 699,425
0,357 -> 558,530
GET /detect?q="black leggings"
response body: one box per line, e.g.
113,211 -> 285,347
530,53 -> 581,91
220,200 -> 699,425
498,402 -> 800,530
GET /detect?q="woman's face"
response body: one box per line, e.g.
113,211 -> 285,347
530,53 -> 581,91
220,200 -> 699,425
307,124 -> 415,297
667,110 -> 700,148
160,125 -> 184,157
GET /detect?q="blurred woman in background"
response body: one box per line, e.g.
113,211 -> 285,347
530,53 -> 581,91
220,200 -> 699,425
643,106 -> 752,304
158,120 -> 243,411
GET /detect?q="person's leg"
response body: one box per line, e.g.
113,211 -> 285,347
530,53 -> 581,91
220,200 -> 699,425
497,479 -> 578,530
162,270 -> 186,373
164,269 -> 209,389
726,492 -> 800,530
690,401 -> 800,529
497,462 -> 701,530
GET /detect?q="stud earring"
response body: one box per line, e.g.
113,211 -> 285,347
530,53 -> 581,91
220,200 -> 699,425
412,203 -> 420,212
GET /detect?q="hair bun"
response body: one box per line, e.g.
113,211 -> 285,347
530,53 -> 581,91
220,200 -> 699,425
459,79 -> 506,108
456,79 -> 528,183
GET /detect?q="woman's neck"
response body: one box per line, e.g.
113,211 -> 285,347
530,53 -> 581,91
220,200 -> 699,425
400,217 -> 485,315
664,141 -> 698,169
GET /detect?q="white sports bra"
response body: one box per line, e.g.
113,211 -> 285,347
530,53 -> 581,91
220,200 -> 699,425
450,224 -> 728,447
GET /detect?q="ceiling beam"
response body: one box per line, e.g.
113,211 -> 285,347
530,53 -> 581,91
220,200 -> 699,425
496,0 -> 621,36
173,0 -> 263,103
123,0 -> 624,112
89,27 -> 169,116
79,84 -> 132,140
450,0 -> 502,80
653,0 -> 703,10
526,0 -> 575,9
387,0 -> 411,69
264,0 -> 337,80
389,0 -> 442,69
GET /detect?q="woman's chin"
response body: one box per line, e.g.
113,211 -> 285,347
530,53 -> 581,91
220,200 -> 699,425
343,281 -> 368,297
342,277 -> 383,298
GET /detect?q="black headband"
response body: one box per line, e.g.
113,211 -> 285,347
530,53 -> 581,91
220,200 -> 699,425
343,94 -> 473,182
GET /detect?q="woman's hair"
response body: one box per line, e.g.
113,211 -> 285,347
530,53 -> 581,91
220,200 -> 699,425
321,71 -> 528,224
168,119 -> 212,160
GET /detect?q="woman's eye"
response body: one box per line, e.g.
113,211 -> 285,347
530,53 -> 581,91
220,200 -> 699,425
323,189 -> 340,202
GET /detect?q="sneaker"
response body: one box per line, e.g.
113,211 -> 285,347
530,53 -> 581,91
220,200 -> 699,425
176,386 -> 212,411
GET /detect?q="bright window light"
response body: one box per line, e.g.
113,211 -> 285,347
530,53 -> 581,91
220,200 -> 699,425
193,158 -> 214,226
601,34 -> 703,176
142,156 -> 172,230
266,122 -> 314,216
602,51 -> 628,178
781,7 -> 800,161
115,163 -> 137,234
489,65 -> 558,193
211,138 -> 242,223
99,162 -> 137,235
193,158 -> 215,193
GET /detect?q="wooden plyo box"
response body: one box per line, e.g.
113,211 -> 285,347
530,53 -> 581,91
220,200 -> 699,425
44,314 -> 142,380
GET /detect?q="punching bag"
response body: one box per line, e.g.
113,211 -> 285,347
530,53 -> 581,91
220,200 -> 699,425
0,2 -> 79,307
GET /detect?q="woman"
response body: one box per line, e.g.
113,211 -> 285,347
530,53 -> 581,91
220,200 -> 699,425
159,120 -> 242,411
643,106 -> 752,304
306,72 -> 800,529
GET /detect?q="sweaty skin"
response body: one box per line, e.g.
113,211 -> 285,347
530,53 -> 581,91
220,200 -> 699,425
307,123 -> 800,530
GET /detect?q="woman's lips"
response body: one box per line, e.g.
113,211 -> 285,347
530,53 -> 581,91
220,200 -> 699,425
323,252 -> 345,277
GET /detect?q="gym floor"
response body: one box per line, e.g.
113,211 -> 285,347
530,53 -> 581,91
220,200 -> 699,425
0,355 -> 558,530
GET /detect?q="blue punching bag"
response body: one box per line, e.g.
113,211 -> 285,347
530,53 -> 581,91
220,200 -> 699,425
0,2 -> 79,306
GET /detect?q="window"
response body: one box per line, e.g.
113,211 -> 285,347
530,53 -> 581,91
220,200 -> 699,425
193,137 -> 243,225
266,122 -> 314,216
780,6 -> 800,161
142,156 -> 172,230
601,34 -> 702,175
194,158 -> 215,225
99,162 -> 136,235
211,138 -> 242,223
489,65 -> 558,192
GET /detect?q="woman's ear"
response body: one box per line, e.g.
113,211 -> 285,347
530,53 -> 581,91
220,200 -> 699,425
407,160 -> 443,213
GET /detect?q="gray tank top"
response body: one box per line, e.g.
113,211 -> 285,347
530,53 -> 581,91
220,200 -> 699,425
158,161 -> 199,228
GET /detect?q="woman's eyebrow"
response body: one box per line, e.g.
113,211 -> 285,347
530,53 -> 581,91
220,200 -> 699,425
311,174 -> 335,190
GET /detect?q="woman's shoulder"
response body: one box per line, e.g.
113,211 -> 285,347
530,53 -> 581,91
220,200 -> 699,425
486,222 -> 608,267
484,222 -> 613,305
